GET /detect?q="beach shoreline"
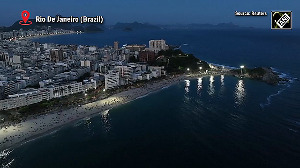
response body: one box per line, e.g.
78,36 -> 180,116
14,31 -> 77,41
0,72 -> 224,151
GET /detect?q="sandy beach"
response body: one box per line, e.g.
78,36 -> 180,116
0,75 -> 187,151
0,73 -> 224,151
15,32 -> 76,41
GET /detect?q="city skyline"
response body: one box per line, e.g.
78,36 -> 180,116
0,0 -> 299,28
1,2 -> 300,166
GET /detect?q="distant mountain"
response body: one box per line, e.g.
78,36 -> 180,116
112,22 -> 161,31
1,19 -> 72,32
84,25 -> 104,32
71,22 -> 106,32
0,20 -> 253,32
161,22 -> 253,30
216,22 -> 239,28
0,16 -> 106,32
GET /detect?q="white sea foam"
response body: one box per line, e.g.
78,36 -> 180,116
260,68 -> 294,108
2,158 -> 14,168
0,149 -> 14,168
73,121 -> 83,127
136,93 -> 150,100
101,110 -> 110,116
161,85 -> 171,90
0,149 -> 12,160
20,129 -> 59,146
260,88 -> 286,108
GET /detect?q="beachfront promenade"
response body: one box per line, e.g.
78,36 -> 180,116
0,72 -> 225,151
0,75 -> 187,150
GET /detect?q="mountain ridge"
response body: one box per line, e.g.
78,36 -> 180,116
0,20 -> 253,32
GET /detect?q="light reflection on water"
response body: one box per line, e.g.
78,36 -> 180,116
220,75 -> 224,86
185,80 -> 190,93
2,76 -> 298,168
83,117 -> 94,136
220,75 -> 225,94
235,79 -> 246,106
0,149 -> 14,168
100,110 -> 111,133
208,75 -> 215,95
197,78 -> 203,92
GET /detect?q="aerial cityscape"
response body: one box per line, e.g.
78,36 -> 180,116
1,0 -> 300,168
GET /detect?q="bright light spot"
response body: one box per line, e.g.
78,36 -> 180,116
208,75 -> 215,95
185,80 -> 190,87
187,68 -> 190,71
235,80 -> 246,105
240,65 -> 245,69
221,75 -> 224,86
197,78 -> 202,91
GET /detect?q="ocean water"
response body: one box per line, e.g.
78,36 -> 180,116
1,29 -> 300,168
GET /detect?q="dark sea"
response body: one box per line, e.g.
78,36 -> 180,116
1,29 -> 300,168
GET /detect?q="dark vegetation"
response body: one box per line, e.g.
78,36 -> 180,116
76,72 -> 91,82
230,67 -> 281,85
129,56 -> 138,63
231,67 -> 266,79
154,49 -> 210,74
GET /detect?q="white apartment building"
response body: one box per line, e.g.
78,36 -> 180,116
81,60 -> 91,67
105,70 -> 120,90
48,82 -> 83,99
0,82 -> 87,111
0,89 -> 50,111
148,40 -> 168,53
115,65 -> 134,85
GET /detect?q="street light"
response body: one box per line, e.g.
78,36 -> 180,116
240,65 -> 245,75
187,68 -> 190,71
199,67 -> 203,74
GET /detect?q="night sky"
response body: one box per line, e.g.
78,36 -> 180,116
0,0 -> 298,28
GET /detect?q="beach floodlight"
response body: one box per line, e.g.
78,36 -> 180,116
240,65 -> 245,76
187,68 -> 190,71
